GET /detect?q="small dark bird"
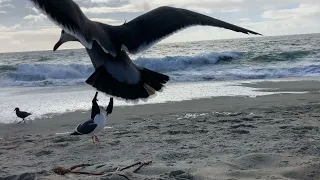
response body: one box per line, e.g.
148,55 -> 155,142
14,108 -> 32,124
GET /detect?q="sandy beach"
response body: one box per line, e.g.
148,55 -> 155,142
1,79 -> 320,180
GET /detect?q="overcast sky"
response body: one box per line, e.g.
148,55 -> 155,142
0,0 -> 319,53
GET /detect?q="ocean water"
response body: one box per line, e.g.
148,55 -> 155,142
1,33 -> 320,87
0,33 -> 319,123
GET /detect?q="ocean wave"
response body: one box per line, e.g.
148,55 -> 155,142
9,64 -> 94,81
250,50 -> 316,62
134,52 -> 241,71
0,50 -> 320,87
0,65 -> 17,71
167,64 -> 320,82
0,52 -> 241,85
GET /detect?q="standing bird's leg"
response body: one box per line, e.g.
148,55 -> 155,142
92,136 -> 96,144
94,135 -> 99,142
23,118 -> 26,123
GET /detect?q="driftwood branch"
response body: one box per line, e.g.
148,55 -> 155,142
52,160 -> 152,176
53,164 -> 103,176
119,160 -> 152,173
119,162 -> 141,171
133,161 -> 152,173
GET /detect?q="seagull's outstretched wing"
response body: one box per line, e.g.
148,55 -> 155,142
112,6 -> 262,54
29,0 -> 116,56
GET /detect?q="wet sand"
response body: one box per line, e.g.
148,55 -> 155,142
1,79 -> 320,180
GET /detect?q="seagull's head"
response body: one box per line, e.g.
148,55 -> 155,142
14,107 -> 19,112
53,30 -> 78,51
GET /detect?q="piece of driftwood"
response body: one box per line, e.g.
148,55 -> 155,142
132,161 -> 152,173
52,160 -> 152,176
119,160 -> 152,173
53,164 -> 103,176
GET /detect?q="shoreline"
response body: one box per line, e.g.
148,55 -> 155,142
1,91 -> 319,137
1,77 -> 320,124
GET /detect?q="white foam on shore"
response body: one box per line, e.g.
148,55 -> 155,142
0,80 -> 305,124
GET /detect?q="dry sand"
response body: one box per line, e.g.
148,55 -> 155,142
1,79 -> 320,180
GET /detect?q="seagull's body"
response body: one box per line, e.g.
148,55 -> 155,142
14,108 -> 32,124
30,0 -> 262,100
70,92 -> 113,143
55,34 -> 169,100
84,41 -> 169,100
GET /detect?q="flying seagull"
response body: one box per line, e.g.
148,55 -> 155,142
14,108 -> 32,124
54,30 -> 169,100
70,92 -> 113,143
29,0 -> 262,100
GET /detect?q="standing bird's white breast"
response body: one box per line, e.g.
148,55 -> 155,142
90,106 -> 107,135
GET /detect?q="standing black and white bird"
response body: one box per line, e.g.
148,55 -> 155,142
14,108 -> 32,124
29,0 -> 262,100
70,92 -> 113,143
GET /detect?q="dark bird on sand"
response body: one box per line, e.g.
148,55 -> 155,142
14,108 -> 32,124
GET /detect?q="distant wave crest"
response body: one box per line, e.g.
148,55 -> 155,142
9,64 -> 94,81
135,52 -> 241,71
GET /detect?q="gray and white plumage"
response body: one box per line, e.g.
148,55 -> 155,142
72,119 -> 98,135
29,0 -> 262,57
84,41 -> 169,100
70,94 -> 113,138
53,31 -> 169,100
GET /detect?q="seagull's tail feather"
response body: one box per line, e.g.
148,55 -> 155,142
86,66 -> 169,100
70,124 -> 82,135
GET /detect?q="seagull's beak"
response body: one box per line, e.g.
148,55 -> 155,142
53,39 -> 63,51
53,31 -> 78,51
